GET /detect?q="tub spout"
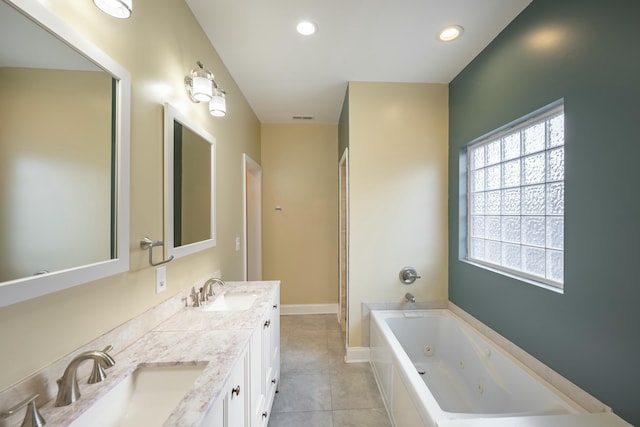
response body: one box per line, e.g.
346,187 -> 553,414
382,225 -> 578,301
405,292 -> 416,303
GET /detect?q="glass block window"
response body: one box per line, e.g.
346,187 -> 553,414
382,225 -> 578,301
467,103 -> 564,289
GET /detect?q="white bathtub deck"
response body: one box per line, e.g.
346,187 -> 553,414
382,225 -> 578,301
436,412 -> 631,427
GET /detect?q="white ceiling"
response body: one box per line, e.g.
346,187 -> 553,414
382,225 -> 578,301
186,0 -> 532,124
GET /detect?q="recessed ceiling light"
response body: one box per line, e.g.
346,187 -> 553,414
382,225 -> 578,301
439,25 -> 464,42
296,21 -> 317,36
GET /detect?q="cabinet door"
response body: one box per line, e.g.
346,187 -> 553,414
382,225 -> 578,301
267,291 -> 280,398
262,312 -> 272,398
270,291 -> 280,388
262,289 -> 280,423
249,327 -> 265,427
227,352 -> 247,427
201,394 -> 225,427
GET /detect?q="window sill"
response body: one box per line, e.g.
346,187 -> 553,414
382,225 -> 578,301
460,259 -> 564,294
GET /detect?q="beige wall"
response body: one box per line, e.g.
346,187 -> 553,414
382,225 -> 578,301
347,82 -> 449,347
0,0 -> 260,390
261,124 -> 338,305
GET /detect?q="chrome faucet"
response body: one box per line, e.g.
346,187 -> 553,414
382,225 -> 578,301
55,349 -> 115,406
88,345 -> 113,384
405,292 -> 416,303
0,394 -> 46,427
203,277 -> 226,298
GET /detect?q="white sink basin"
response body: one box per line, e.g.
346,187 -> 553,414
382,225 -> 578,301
70,364 -> 204,427
203,292 -> 257,311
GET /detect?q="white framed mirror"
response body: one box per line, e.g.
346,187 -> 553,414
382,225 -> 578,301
164,104 -> 216,259
0,0 -> 130,307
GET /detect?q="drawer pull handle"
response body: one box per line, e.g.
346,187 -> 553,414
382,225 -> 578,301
273,304 -> 278,309
271,378 -> 276,384
231,385 -> 240,397
264,319 -> 271,328
262,411 -> 268,419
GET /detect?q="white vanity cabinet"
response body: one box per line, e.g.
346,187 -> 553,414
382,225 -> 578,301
249,326 -> 265,427
204,392 -> 225,427
249,288 -> 280,427
200,284 -> 280,427
227,351 -> 248,427
201,347 -> 248,427
265,289 -> 280,419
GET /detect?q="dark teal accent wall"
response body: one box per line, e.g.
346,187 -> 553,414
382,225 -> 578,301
448,0 -> 640,424
338,86 -> 349,159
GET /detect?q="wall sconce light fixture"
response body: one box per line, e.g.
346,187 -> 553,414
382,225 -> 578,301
185,61 -> 214,103
93,0 -> 132,18
209,87 -> 226,117
185,61 -> 227,117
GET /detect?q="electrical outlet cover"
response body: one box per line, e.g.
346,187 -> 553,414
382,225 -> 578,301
156,266 -> 167,293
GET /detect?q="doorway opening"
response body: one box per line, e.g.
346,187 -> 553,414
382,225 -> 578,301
243,154 -> 262,281
339,149 -> 349,342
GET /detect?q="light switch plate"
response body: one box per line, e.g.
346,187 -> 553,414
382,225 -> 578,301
156,266 -> 167,293
235,237 -> 241,251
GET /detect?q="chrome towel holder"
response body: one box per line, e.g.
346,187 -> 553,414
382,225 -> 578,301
140,237 -> 174,266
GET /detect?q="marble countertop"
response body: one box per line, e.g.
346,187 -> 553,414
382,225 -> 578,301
37,280 -> 279,427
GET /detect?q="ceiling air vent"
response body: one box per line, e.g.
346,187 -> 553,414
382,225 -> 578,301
292,115 -> 314,121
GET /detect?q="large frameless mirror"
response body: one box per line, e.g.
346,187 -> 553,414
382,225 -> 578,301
164,104 -> 216,259
0,0 -> 130,307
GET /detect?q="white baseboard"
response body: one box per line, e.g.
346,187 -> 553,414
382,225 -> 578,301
345,346 -> 370,363
280,303 -> 338,315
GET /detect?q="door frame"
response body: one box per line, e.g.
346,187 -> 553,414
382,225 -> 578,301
339,148 -> 349,344
243,153 -> 262,281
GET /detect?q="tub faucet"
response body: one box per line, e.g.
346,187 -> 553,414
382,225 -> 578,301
405,292 -> 416,303
55,349 -> 115,406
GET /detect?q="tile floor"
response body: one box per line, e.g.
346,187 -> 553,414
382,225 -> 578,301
268,314 -> 392,427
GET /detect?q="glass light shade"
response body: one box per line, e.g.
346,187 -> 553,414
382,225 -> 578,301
209,89 -> 226,117
93,0 -> 132,18
191,76 -> 213,102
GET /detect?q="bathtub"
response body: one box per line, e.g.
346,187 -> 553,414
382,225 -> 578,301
369,309 -> 584,427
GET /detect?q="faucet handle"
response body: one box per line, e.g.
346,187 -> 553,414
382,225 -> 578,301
192,288 -> 202,307
399,267 -> 421,284
88,345 -> 113,384
0,394 -> 46,427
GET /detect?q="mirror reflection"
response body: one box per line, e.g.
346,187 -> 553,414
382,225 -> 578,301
173,122 -> 212,247
0,0 -> 130,307
0,1 -> 115,283
164,104 -> 216,259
